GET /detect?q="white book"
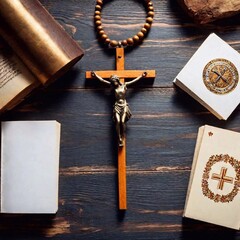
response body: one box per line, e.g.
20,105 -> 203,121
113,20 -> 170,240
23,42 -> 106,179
1,121 -> 61,214
184,125 -> 240,229
173,33 -> 240,120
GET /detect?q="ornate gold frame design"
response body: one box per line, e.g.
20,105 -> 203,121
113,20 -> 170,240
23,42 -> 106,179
202,154 -> 240,203
202,58 -> 239,95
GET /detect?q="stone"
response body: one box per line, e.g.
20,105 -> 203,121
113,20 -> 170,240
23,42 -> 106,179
178,0 -> 240,24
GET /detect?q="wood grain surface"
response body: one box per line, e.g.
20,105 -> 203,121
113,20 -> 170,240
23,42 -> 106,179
1,0 -> 240,239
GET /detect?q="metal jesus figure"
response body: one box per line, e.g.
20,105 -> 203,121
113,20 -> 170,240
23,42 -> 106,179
91,71 -> 147,147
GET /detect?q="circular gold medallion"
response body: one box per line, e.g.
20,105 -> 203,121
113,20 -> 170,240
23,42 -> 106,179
203,58 -> 239,94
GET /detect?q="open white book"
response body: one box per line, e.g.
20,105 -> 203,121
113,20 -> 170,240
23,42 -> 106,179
1,121 -> 61,214
184,125 -> 240,229
173,33 -> 240,120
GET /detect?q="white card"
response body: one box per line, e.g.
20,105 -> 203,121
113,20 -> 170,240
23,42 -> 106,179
174,33 -> 240,120
1,121 -> 61,213
184,125 -> 240,229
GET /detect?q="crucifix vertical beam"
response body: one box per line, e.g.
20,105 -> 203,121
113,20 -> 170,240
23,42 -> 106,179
116,48 -> 127,210
86,48 -> 156,210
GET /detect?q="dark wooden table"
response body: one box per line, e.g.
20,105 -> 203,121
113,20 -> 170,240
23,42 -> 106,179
1,0 -> 240,239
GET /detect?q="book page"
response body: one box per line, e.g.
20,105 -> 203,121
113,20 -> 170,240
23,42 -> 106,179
0,45 -> 39,111
183,126 -> 205,213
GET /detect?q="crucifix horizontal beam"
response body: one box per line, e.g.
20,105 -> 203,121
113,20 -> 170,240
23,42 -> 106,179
86,70 -> 156,79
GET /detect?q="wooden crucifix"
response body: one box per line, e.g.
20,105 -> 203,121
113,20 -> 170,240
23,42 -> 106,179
86,47 -> 155,210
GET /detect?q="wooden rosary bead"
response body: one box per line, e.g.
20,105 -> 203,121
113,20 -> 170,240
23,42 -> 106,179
144,23 -> 151,30
95,11 -> 101,15
148,11 -> 154,17
137,31 -> 144,38
101,34 -> 108,41
148,1 -> 153,6
133,35 -> 140,42
121,40 -> 128,47
95,5 -> 102,11
148,6 -> 154,11
97,25 -> 103,31
105,38 -> 111,45
146,17 -> 153,24
98,29 -> 105,35
110,40 -> 119,48
95,15 -> 101,21
96,0 -> 103,5
141,28 -> 148,34
127,38 -> 134,46
95,20 -> 102,26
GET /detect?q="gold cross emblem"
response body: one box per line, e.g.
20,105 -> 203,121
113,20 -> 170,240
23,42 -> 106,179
203,58 -> 238,94
202,154 -> 240,203
211,167 -> 233,190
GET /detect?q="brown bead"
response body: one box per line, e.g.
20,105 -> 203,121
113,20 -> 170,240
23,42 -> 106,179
110,40 -> 119,48
148,1 -> 153,6
127,38 -> 134,46
96,0 -> 103,5
95,15 -> 101,21
133,35 -> 139,42
144,23 -> 151,30
105,38 -> 111,45
137,31 -> 144,38
101,34 -> 108,41
98,29 -> 105,35
148,11 -> 154,17
95,11 -> 101,15
97,25 -> 103,31
141,28 -> 148,34
95,5 -> 102,11
121,40 -> 128,47
146,17 -> 153,24
95,20 -> 102,26
148,6 -> 154,11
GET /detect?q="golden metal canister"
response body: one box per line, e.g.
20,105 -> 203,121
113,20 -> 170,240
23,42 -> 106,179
0,0 -> 84,84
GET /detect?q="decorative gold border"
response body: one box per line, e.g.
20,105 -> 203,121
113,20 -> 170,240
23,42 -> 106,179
202,154 -> 240,203
202,58 -> 239,95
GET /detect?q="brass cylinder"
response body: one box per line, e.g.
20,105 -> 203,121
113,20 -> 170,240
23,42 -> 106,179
0,0 -> 84,85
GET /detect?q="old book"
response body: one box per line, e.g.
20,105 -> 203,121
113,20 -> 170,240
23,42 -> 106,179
173,33 -> 240,120
1,121 -> 61,214
0,0 -> 84,113
184,125 -> 240,229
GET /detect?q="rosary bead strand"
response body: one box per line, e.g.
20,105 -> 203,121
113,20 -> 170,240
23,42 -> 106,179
94,0 -> 154,48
